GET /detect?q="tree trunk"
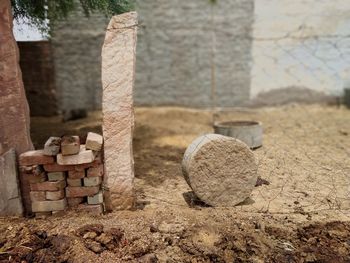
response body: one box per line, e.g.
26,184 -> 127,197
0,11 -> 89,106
0,0 -> 33,155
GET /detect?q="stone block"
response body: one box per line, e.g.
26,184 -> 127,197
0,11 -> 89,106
19,150 -> 54,166
61,136 -> 80,155
32,199 -> 67,212
76,204 -> 103,215
57,148 -> 95,165
46,190 -> 65,201
84,176 -> 102,187
87,191 -> 104,205
102,12 -> 138,211
67,178 -> 82,187
47,171 -> 66,181
86,132 -> 103,151
30,191 -> 46,202
87,166 -> 103,177
68,170 -> 85,179
31,180 -> 66,191
43,137 -> 61,156
65,186 -> 100,198
67,197 -> 84,207
0,149 -> 23,216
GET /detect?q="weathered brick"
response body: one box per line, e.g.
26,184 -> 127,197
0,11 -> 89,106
87,166 -> 103,177
67,197 -> 84,207
32,199 -> 67,212
57,148 -> 95,165
19,150 -> 55,166
31,180 -> 66,191
43,137 -> 61,156
65,186 -> 100,198
76,204 -> 103,215
46,190 -> 65,201
84,176 -> 102,187
68,170 -> 85,179
87,191 -> 104,205
43,163 -> 74,172
19,165 -> 34,174
67,178 -> 82,187
30,191 -> 46,202
61,135 -> 80,156
44,161 -> 99,172
27,172 -> 47,184
85,132 -> 103,151
20,165 -> 44,176
47,171 -> 66,181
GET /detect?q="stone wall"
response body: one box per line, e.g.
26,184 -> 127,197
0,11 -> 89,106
18,41 -> 57,116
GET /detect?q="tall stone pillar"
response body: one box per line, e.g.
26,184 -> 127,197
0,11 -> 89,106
0,0 -> 33,155
101,12 -> 138,210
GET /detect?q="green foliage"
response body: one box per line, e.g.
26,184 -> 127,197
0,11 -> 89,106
11,0 -> 134,33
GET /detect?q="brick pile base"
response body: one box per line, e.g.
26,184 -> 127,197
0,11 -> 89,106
19,132 -> 104,217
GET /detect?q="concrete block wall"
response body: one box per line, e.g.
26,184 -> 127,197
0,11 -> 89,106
47,0 -> 350,113
135,0 -> 254,107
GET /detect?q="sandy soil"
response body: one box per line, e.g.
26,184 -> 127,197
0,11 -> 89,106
1,104 -> 350,262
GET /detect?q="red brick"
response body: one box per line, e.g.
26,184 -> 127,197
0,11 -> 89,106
61,136 -> 80,156
46,189 -> 65,201
67,178 -> 82,187
65,186 -> 100,198
19,150 -> 55,166
87,165 -> 103,177
43,161 -> 100,173
68,170 -> 85,179
43,163 -> 74,172
43,137 -> 61,156
31,180 -> 66,191
57,148 -> 94,165
83,176 -> 102,187
30,191 -> 46,202
67,197 -> 84,207
85,132 -> 103,151
27,172 -> 47,184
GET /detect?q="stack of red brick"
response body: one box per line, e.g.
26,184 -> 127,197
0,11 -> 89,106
19,132 -> 104,217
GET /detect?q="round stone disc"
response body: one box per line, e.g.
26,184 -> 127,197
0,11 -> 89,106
182,134 -> 258,207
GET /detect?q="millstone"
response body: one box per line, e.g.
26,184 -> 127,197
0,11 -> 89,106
182,134 -> 258,207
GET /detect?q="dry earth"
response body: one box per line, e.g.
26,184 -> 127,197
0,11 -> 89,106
1,104 -> 350,262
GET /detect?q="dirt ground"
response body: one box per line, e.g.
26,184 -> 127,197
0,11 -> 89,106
1,104 -> 350,262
